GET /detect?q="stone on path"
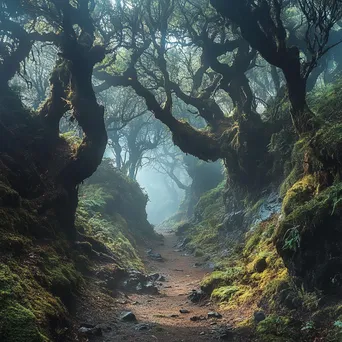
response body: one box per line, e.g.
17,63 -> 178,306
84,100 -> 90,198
179,309 -> 190,314
208,311 -> 223,319
120,311 -> 137,322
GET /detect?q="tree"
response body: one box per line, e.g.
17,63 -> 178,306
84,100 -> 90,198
92,0 -> 273,188
0,0 -> 109,240
211,0 -> 342,134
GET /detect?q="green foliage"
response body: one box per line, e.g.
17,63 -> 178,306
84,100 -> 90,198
301,320 -> 315,331
256,315 -> 295,342
313,123 -> 342,167
79,185 -> 113,212
76,160 -> 158,270
282,227 -> 301,252
309,79 -> 342,122
194,181 -> 225,222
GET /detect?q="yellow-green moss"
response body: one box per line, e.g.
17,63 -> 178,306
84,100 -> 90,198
276,182 -> 342,246
211,285 -> 240,301
201,268 -> 244,293
282,175 -> 318,216
0,303 -> 47,342
0,264 -> 51,342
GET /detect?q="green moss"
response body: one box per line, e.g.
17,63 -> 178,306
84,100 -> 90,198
276,182 -> 342,245
0,303 -> 46,342
0,264 -> 52,342
201,268 -> 244,294
211,285 -> 240,302
256,315 -> 295,342
194,181 -> 225,222
313,123 -> 342,166
282,175 -> 318,215
279,135 -> 312,198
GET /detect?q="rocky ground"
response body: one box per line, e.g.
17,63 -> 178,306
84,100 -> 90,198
75,233 -> 253,341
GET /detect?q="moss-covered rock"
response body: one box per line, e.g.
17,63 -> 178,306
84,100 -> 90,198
0,303 -> 46,342
282,175 -> 317,216
275,181 -> 342,292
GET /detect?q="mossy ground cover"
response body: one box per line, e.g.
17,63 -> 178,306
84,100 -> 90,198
176,177 -> 342,340
0,124 -> 157,342
0,226 -> 75,342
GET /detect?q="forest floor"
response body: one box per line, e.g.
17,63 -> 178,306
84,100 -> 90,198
76,232 -> 253,341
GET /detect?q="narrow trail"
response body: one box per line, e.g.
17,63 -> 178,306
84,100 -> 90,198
77,233 -> 247,341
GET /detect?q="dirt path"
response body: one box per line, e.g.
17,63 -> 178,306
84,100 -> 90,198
76,233 -> 240,341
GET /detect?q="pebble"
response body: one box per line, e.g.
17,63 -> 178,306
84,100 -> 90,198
179,309 -> 190,314
120,311 -> 137,322
208,311 -> 223,319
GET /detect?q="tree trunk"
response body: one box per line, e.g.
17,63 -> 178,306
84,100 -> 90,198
58,49 -> 107,188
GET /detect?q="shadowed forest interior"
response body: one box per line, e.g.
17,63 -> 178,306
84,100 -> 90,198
3,0 -> 342,341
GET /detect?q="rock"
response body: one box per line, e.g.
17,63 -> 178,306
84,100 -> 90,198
254,257 -> 267,273
208,311 -> 222,319
190,315 -> 206,321
180,309 -> 190,314
217,326 -> 234,340
254,311 -> 266,323
79,323 -> 95,329
146,249 -> 163,261
188,289 -> 206,303
144,281 -> 159,294
78,326 -> 102,336
158,275 -> 166,282
134,323 -> 150,331
222,210 -> 245,232
200,332 -> 205,335
193,262 -> 203,267
149,273 -> 160,281
121,269 -> 159,294
120,311 -> 137,322
170,314 -> 179,318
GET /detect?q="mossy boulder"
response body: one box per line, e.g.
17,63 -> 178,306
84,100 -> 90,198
282,175 -> 317,216
0,264 -> 49,342
275,181 -> 342,292
253,257 -> 268,273
0,303 -> 46,342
